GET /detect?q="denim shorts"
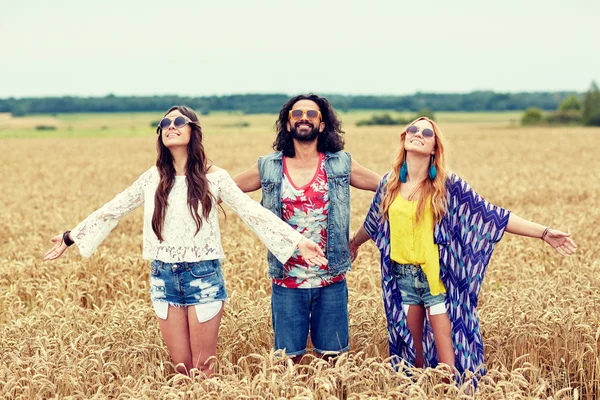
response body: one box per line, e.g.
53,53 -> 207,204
392,263 -> 445,309
149,259 -> 228,308
271,280 -> 349,356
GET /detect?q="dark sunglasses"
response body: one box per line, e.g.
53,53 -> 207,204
406,125 -> 435,138
289,109 -> 322,120
158,116 -> 193,130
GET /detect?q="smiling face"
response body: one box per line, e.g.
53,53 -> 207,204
160,109 -> 192,149
404,119 -> 436,156
286,99 -> 325,142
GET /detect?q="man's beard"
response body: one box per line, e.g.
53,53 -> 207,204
290,122 -> 320,142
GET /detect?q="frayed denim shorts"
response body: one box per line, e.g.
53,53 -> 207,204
392,262 -> 446,311
149,259 -> 227,321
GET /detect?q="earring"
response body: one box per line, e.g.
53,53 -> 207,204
428,154 -> 437,180
399,159 -> 408,183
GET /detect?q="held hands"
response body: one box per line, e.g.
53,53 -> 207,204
349,235 -> 360,262
298,238 -> 328,267
43,233 -> 70,261
543,228 -> 577,256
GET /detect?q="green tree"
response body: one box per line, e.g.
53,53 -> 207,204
546,95 -> 583,125
356,113 -> 399,126
521,107 -> 543,126
546,110 -> 582,125
586,113 -> 600,126
582,81 -> 600,126
356,113 -> 411,126
558,95 -> 581,112
10,103 -> 28,117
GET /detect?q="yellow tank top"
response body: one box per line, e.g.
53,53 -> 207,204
389,194 -> 445,296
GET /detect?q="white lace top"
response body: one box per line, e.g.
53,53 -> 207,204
70,167 -> 304,263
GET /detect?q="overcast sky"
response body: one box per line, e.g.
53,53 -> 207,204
1,0 -> 598,98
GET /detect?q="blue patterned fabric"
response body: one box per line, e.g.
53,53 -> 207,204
363,172 -> 510,376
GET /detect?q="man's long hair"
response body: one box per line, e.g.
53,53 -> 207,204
273,94 -> 345,157
152,105 -> 214,241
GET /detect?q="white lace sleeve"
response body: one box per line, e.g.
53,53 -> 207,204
70,167 -> 155,258
214,170 -> 303,264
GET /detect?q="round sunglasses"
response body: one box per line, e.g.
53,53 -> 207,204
406,125 -> 435,138
158,116 -> 193,130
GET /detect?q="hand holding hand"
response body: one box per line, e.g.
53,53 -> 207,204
349,235 -> 360,262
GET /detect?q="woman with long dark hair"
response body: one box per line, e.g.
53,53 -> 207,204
349,117 -> 576,377
43,105 -> 327,376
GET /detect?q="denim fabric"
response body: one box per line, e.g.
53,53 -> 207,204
258,151 -> 352,279
149,259 -> 227,306
271,280 -> 350,356
392,263 -> 445,308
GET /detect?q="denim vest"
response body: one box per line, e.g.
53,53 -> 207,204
257,151 -> 352,279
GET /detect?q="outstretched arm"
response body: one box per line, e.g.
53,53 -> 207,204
218,170 -> 327,266
350,158 -> 381,192
506,213 -> 577,256
43,167 -> 153,261
233,163 -> 262,193
44,232 -> 74,261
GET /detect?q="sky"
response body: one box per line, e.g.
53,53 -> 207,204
1,0 -> 598,98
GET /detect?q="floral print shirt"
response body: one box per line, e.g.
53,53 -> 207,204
272,153 -> 346,289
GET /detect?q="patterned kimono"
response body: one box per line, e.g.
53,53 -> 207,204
364,172 -> 510,375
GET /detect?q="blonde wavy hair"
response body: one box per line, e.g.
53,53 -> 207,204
380,117 -> 449,225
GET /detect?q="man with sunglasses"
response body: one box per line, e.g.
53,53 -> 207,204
234,94 -> 380,363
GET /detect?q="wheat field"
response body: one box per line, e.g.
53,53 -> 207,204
0,112 -> 598,399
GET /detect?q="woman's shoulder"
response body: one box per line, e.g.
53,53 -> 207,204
380,171 -> 393,186
206,166 -> 230,186
138,166 -> 159,183
446,171 -> 459,180
206,165 -> 227,176
445,171 -> 470,188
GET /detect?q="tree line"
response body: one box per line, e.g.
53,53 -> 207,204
0,91 -> 582,116
521,82 -> 600,126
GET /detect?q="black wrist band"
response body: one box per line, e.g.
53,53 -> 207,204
63,231 -> 74,247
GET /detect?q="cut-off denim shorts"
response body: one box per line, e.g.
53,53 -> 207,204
392,262 -> 446,314
149,259 -> 227,322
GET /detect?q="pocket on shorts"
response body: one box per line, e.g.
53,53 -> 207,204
150,260 -> 162,277
395,271 -> 414,292
150,277 -> 167,300
189,260 -> 218,279
391,263 -> 405,279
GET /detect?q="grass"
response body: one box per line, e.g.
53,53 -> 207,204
0,113 -> 598,399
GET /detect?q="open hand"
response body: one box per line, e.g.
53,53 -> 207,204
543,229 -> 577,256
43,234 -> 69,261
298,238 -> 328,267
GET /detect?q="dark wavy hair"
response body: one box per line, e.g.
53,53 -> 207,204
273,94 -> 345,157
152,105 -> 214,242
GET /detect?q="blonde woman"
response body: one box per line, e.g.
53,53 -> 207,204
349,117 -> 576,376
44,105 -> 327,377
